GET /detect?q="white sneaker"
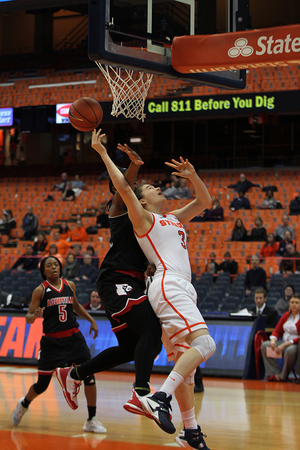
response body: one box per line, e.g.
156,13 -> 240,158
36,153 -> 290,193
83,417 -> 107,434
12,398 -> 28,426
123,388 -> 153,419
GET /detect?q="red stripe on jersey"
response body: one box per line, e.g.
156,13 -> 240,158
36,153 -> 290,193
42,279 -> 67,293
38,369 -> 55,376
115,269 -> 145,280
112,323 -> 128,333
175,343 -> 190,350
143,218 -> 168,270
64,279 -> 75,294
111,295 -> 148,321
170,321 -> 207,341
134,213 -> 156,238
160,270 -> 193,332
44,327 -> 79,338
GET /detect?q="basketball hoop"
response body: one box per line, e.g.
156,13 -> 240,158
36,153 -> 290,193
95,63 -> 153,122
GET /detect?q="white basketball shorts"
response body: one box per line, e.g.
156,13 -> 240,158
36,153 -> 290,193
148,272 -> 208,361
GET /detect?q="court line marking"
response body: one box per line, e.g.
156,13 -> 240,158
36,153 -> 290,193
0,367 -> 37,374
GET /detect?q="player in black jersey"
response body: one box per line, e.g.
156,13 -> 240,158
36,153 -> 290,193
11,256 -> 106,434
56,147 -> 162,423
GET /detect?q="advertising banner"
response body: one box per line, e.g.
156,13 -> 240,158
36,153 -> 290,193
172,24 -> 300,73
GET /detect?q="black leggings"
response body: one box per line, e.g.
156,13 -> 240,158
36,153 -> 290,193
32,371 -> 96,395
33,373 -> 52,395
76,300 -> 162,386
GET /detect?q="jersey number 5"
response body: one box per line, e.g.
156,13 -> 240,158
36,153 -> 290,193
58,304 -> 67,322
178,230 -> 187,249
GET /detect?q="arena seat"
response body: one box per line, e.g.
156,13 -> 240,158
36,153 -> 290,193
219,302 -> 238,312
198,301 -> 216,313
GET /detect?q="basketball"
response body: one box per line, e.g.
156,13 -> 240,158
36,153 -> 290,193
68,97 -> 103,132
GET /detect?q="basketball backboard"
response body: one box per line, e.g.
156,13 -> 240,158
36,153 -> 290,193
88,0 -> 251,89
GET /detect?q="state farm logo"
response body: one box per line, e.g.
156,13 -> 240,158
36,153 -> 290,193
228,33 -> 300,59
228,38 -> 254,58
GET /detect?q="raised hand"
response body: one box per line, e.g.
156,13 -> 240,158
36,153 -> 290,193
91,129 -> 107,156
117,143 -> 144,166
165,157 -> 196,178
90,321 -> 99,339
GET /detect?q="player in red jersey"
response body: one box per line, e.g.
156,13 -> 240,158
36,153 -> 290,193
11,256 -> 106,434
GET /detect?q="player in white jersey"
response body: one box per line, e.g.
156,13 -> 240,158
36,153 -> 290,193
84,129 -> 216,450
135,211 -> 208,360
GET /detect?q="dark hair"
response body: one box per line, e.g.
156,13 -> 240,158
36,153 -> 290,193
109,166 -> 127,194
284,230 -> 292,239
285,284 -> 295,294
233,218 -> 246,233
255,216 -> 263,225
58,222 -> 70,233
254,288 -> 266,297
86,245 -> 95,255
49,244 -> 58,252
134,184 -> 146,201
290,294 -> 300,300
40,256 -> 62,280
90,289 -> 99,298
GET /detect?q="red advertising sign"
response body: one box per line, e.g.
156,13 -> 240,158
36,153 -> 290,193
172,24 -> 300,73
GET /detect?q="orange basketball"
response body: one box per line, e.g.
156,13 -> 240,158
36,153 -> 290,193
68,97 -> 103,132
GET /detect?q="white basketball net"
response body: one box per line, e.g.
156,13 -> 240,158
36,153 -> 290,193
96,63 -> 153,122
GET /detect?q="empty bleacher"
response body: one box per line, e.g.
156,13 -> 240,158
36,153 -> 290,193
1,64 -> 300,108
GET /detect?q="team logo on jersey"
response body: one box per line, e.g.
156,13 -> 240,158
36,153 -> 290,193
115,284 -> 133,296
46,288 -> 52,292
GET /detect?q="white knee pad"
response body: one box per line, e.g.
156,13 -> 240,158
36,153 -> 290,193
183,368 -> 196,385
190,335 -> 216,362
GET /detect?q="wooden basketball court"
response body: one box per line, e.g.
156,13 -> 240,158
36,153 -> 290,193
1,366 -> 300,450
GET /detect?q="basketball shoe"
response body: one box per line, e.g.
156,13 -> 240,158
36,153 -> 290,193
123,388 -> 153,419
175,426 -> 211,450
56,365 -> 82,410
139,391 -> 176,434
83,417 -> 107,434
11,398 -> 28,426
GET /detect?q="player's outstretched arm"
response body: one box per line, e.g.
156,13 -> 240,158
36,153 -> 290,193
110,143 -> 144,216
166,157 -> 212,224
91,129 -> 152,235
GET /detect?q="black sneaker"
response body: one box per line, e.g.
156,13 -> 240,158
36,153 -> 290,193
175,425 -> 210,449
139,391 -> 176,434
194,383 -> 204,393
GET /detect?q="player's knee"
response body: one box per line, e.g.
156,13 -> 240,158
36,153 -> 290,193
83,374 -> 95,386
183,368 -> 196,385
190,335 -> 216,362
33,375 -> 52,394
